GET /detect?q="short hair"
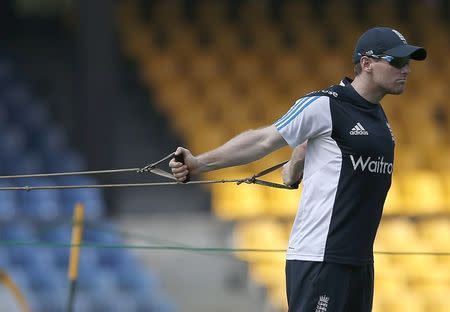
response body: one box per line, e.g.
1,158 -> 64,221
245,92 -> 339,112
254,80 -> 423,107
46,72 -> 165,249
354,63 -> 362,76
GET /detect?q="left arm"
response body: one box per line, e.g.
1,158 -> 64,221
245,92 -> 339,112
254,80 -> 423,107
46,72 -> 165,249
282,142 -> 307,186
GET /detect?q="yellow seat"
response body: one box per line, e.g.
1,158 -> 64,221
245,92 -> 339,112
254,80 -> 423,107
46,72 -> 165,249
211,182 -> 267,220
425,147 -> 450,172
423,288 -> 450,312
416,218 -> 450,252
399,171 -> 446,214
195,0 -> 228,28
374,276 -> 409,303
249,257 -> 285,289
375,290 -> 427,312
187,51 -> 223,83
267,283 -> 288,312
265,182 -> 302,218
393,145 -> 426,171
445,173 -> 450,212
383,175 -> 405,215
233,219 -> 287,263
376,219 -> 421,252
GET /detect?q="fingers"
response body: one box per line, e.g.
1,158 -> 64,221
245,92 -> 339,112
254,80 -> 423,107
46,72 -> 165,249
170,147 -> 190,182
169,147 -> 186,168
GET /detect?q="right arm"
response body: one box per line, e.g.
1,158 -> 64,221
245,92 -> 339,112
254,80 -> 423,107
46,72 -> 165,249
170,125 -> 287,181
171,95 -> 330,182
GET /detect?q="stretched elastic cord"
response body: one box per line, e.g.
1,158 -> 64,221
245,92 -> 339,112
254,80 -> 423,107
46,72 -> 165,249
0,152 -> 296,191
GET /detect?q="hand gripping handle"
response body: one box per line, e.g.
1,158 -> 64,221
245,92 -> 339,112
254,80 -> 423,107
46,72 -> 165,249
174,154 -> 190,183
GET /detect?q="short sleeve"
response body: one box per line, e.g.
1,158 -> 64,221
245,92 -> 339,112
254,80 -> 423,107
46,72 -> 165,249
274,96 -> 332,147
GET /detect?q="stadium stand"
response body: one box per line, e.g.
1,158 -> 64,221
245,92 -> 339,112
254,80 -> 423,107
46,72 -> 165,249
116,0 -> 449,311
0,53 -> 176,311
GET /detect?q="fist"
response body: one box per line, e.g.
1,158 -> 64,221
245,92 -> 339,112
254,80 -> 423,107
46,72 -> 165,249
169,147 -> 196,182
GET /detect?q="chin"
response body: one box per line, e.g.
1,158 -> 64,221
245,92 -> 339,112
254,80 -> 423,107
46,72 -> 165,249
389,88 -> 405,95
386,84 -> 406,95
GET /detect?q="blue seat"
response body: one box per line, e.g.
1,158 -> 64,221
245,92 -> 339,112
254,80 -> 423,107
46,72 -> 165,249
22,247 -> 55,275
37,125 -> 68,150
46,150 -> 86,173
83,222 -> 121,243
0,248 -> 10,268
78,268 -> 117,293
39,224 -> 71,243
20,103 -> 50,139
90,291 -> 137,312
0,222 -> 36,267
38,225 -> 72,267
98,247 -> 135,269
0,221 -> 36,240
53,248 -> 70,269
6,153 -> 45,176
73,293 -> 94,312
117,265 -> 158,293
0,126 -> 26,161
60,178 -> 105,220
8,246 -> 36,268
35,288 -> 67,312
29,267 -> 66,293
20,186 -> 61,222
3,84 -> 32,123
0,186 -> 19,222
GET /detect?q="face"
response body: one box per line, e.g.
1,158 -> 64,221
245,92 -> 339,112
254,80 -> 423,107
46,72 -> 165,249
368,57 -> 411,95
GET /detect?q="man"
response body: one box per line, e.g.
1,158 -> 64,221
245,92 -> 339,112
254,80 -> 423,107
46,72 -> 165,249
170,27 -> 426,311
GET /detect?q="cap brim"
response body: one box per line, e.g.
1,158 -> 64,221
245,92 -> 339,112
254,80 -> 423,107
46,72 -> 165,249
383,44 -> 427,60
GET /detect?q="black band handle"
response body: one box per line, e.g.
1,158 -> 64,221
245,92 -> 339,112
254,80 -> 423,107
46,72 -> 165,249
289,174 -> 303,189
175,153 -> 190,183
289,180 -> 300,189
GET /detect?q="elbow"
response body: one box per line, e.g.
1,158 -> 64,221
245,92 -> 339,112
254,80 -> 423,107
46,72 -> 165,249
258,127 -> 286,155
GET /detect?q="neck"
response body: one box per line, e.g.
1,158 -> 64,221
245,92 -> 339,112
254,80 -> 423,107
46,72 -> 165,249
351,75 -> 386,104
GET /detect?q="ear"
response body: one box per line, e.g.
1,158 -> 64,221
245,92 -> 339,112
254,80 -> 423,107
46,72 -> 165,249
360,57 -> 373,73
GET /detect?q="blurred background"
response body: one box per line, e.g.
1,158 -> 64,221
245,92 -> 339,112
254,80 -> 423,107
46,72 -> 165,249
0,0 -> 448,311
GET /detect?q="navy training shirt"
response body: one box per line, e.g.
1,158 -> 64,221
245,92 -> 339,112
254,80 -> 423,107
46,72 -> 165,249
275,78 -> 395,265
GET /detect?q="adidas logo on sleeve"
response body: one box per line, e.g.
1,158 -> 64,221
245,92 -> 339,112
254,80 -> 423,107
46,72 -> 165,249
349,122 -> 369,135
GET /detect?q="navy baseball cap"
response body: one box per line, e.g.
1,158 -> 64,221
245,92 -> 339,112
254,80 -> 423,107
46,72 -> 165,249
353,27 -> 427,64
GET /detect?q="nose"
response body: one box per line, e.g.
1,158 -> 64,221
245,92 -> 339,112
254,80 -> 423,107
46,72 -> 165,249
401,63 -> 411,74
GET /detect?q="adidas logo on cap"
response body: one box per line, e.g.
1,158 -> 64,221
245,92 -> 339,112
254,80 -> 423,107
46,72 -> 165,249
350,122 -> 369,135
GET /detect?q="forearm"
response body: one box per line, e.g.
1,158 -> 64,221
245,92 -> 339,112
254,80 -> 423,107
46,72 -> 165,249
196,126 -> 286,173
282,143 -> 307,186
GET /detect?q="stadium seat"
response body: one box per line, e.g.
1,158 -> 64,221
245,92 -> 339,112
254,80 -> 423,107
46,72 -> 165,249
0,186 -> 19,223
211,183 -> 267,220
0,126 -> 26,160
416,218 -> 450,252
20,188 -> 61,222
78,267 -> 118,293
376,219 -> 421,251
116,264 -> 158,293
264,174 -> 302,218
399,171 -> 446,214
90,290 -> 138,312
28,267 -> 65,293
233,219 -> 287,263
249,257 -> 285,289
383,175 -> 405,214
72,293 -> 94,312
0,221 -> 36,241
